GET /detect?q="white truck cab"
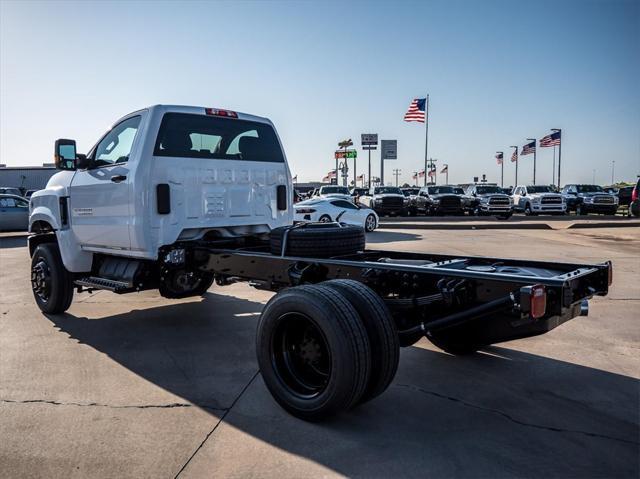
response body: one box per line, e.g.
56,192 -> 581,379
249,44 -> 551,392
30,105 -> 292,271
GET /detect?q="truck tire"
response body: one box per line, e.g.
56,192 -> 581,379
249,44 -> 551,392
322,280 -> 399,404
30,243 -> 74,314
270,224 -> 365,257
256,284 -> 371,420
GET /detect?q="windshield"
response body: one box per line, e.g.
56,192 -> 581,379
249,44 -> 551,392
402,189 -> 419,196
428,186 -> 456,194
453,188 -> 465,195
374,187 -> 403,195
577,185 -> 603,193
320,186 -> 349,195
475,186 -> 502,194
528,186 -> 553,193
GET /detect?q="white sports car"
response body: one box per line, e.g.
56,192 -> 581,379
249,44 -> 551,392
294,198 -> 379,232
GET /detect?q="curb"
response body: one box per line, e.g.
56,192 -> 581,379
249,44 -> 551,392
378,223 -> 553,230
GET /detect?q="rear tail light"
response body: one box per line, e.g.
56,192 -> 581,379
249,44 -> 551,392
205,108 -> 238,118
607,261 -> 613,286
530,284 -> 547,319
295,208 -> 316,214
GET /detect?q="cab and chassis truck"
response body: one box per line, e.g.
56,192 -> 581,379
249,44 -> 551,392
28,105 -> 612,420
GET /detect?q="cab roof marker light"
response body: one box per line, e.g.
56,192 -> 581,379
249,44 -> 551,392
205,108 -> 238,118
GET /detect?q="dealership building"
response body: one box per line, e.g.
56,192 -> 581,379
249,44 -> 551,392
0,165 -> 58,193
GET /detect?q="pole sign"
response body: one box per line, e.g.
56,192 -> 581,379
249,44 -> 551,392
335,149 -> 357,159
381,140 -> 397,160
361,133 -> 378,150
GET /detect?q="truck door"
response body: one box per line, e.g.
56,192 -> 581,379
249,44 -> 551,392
68,116 -> 141,250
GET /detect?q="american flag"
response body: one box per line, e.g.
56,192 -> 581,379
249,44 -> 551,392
440,165 -> 448,173
418,169 -> 426,178
521,141 -> 535,156
540,131 -> 561,147
292,174 -> 297,181
412,172 -> 418,180
403,98 -> 426,123
511,148 -> 518,163
496,153 -> 503,165
357,174 -> 364,180
428,168 -> 436,178
322,170 -> 337,182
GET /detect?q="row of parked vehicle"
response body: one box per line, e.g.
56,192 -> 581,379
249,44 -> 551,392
0,187 -> 36,231
292,180 -> 640,227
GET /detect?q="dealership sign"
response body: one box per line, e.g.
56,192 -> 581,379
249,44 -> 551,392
361,133 -> 378,150
335,149 -> 358,159
381,140 -> 397,160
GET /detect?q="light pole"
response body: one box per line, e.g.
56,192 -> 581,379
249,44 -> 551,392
592,169 -> 596,184
392,168 -> 402,186
527,138 -> 537,185
338,139 -> 353,187
611,160 -> 615,185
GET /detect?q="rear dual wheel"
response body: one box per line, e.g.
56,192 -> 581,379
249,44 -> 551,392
256,281 -> 398,420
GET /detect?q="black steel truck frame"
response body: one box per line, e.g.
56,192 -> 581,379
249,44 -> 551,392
189,242 -> 610,347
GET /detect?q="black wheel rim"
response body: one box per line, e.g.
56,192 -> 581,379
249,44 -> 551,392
271,313 -> 332,398
319,216 -> 331,223
31,258 -> 51,303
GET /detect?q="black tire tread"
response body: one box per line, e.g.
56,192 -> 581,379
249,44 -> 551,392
270,224 -> 365,257
321,280 -> 399,404
31,243 -> 74,314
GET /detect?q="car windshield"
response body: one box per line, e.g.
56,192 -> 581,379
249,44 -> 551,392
475,186 -> 502,194
402,189 -> 419,196
374,187 -> 402,194
577,185 -> 603,193
528,186 -> 553,193
428,186 -> 456,194
320,186 -> 349,195
454,188 -> 465,194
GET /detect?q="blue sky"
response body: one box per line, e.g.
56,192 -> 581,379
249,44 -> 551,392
1,0 -> 638,186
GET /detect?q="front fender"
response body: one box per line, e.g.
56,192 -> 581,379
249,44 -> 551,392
29,207 -> 61,232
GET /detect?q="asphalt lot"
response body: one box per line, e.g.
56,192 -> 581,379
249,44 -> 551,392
1,228 -> 638,478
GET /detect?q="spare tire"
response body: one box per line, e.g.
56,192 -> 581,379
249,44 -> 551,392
270,223 -> 365,257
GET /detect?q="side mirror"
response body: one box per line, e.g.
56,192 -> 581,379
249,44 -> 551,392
54,139 -> 77,170
522,192 -> 527,197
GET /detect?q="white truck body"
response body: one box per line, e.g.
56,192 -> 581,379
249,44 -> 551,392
512,185 -> 566,214
29,105 -> 293,272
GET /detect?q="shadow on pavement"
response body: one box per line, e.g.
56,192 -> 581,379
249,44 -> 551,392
366,231 -> 422,243
45,292 -> 639,477
0,235 -> 28,249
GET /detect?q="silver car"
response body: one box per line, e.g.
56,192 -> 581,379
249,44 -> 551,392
0,194 -> 29,231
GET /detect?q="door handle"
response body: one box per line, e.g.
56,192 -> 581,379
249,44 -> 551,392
110,175 -> 127,183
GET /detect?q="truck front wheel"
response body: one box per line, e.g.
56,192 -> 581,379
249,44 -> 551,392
31,243 -> 74,314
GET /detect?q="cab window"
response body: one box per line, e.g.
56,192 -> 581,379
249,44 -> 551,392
93,116 -> 141,167
331,200 -> 358,209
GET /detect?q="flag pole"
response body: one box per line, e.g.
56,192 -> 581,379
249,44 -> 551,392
424,94 -> 429,187
552,129 -> 562,189
527,138 -> 537,185
510,146 -> 518,186
552,146 -> 556,186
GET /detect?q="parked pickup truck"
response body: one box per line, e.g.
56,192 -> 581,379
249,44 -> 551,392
28,105 -> 612,421
418,185 -> 466,216
358,186 -> 407,216
562,184 -> 619,215
465,184 -> 513,219
512,185 -> 566,215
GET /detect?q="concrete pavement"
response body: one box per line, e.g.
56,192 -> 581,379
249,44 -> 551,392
1,228 -> 638,478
